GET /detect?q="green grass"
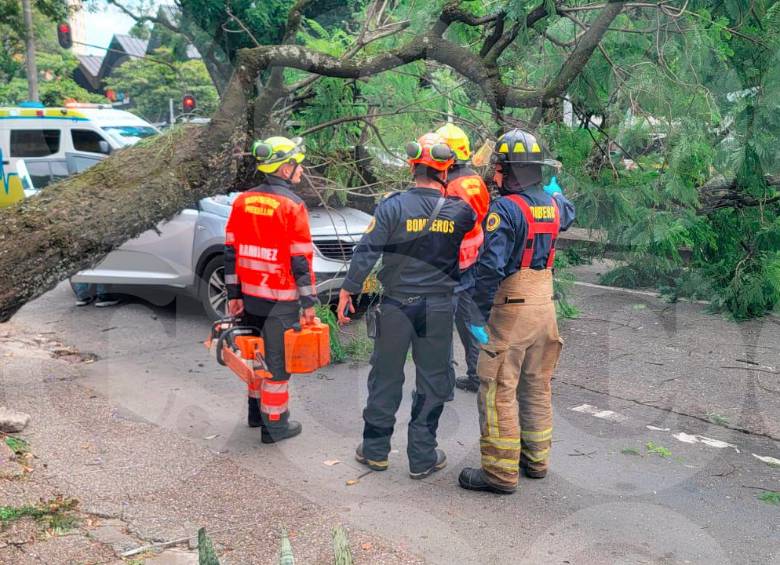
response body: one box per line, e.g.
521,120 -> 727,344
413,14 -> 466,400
645,441 -> 672,458
758,491 -> 780,505
0,498 -> 79,531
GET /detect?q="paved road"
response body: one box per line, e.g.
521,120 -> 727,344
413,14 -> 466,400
12,280 -> 780,564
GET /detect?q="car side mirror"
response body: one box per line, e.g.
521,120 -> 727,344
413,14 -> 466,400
98,140 -> 112,155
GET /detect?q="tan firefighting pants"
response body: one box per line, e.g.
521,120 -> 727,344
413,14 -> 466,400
477,269 -> 563,488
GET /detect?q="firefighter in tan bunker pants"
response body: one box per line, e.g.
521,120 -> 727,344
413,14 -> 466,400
458,129 -> 575,494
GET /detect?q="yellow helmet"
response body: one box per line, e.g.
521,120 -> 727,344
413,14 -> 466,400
435,123 -> 471,162
251,136 -> 305,174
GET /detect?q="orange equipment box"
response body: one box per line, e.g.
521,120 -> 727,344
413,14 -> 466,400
284,318 -> 331,374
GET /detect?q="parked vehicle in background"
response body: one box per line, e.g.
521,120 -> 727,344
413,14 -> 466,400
0,102 -> 158,196
70,194 -> 373,319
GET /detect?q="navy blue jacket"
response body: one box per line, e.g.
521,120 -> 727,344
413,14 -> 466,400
472,185 -> 575,320
343,187 -> 476,297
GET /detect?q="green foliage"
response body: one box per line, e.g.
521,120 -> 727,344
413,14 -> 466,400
104,48 -> 219,123
645,441 -> 672,458
0,498 -> 79,530
758,491 -> 780,505
315,304 -> 346,362
333,526 -> 354,565
0,5 -> 106,106
4,436 -> 29,455
174,0 -> 780,320
198,527 -> 220,565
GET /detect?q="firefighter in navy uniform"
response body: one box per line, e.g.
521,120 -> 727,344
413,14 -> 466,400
458,129 -> 575,494
337,132 -> 476,479
224,136 -> 317,444
435,123 -> 490,394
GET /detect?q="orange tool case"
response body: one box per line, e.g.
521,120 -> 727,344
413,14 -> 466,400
205,318 -> 331,384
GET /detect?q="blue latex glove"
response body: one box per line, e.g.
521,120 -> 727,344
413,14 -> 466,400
469,324 -> 489,345
544,175 -> 562,196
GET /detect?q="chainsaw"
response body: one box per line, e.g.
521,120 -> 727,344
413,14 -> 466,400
205,317 -> 270,387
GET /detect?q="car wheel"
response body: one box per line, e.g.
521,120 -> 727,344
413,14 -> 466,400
199,255 -> 227,320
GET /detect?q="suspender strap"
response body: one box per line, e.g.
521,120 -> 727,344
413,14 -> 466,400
506,194 -> 560,269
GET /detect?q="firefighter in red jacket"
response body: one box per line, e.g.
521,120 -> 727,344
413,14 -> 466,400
224,136 -> 317,443
436,124 -> 491,393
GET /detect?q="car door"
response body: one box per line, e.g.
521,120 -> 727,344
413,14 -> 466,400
72,209 -> 200,288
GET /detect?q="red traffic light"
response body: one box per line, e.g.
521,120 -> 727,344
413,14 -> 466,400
57,22 -> 72,49
182,95 -> 196,113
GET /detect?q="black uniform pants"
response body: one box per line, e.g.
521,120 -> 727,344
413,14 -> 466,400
449,288 -> 480,385
243,300 -> 299,425
362,294 -> 454,473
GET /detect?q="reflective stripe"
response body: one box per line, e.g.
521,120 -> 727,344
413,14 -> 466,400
481,436 -> 520,450
485,381 -> 498,438
261,380 -> 289,417
521,428 -> 553,442
225,274 -> 238,284
225,232 -> 235,244
521,447 -> 550,462
238,257 -> 281,273
481,455 -> 519,471
263,381 -> 288,394
241,283 -> 299,301
289,242 -> 314,254
297,285 -> 316,297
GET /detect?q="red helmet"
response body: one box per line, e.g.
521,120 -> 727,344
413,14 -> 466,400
406,132 -> 456,172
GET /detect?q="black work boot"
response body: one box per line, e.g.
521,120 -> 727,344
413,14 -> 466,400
409,449 -> 447,480
521,461 -> 547,479
455,377 -> 479,393
260,412 -> 302,444
355,442 -> 388,471
458,467 -> 515,494
247,397 -> 262,428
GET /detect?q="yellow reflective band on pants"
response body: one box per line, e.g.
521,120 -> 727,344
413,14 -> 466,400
476,269 -> 563,489
481,455 -> 519,472
521,428 -> 553,442
521,447 -> 550,463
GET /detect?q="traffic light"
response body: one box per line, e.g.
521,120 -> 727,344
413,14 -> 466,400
182,94 -> 196,113
57,23 -> 73,49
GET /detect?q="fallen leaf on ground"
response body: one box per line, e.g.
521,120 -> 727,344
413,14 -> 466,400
346,479 -> 359,486
361,542 -> 373,551
323,459 -> 341,466
203,434 -> 219,440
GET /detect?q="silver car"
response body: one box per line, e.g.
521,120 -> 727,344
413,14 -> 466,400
71,194 -> 372,319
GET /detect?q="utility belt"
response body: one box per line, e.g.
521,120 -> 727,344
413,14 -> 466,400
365,292 -> 452,339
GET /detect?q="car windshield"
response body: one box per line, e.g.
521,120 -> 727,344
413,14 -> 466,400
101,126 -> 158,147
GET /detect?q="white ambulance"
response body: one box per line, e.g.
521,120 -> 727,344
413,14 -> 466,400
0,103 -> 158,207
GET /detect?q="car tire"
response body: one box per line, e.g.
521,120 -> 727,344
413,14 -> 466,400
199,255 -> 227,321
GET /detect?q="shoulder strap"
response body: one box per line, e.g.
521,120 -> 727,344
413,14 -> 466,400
385,196 -> 445,290
505,194 -> 560,269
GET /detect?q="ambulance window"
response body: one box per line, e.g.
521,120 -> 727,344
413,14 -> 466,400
71,129 -> 108,153
10,129 -> 61,157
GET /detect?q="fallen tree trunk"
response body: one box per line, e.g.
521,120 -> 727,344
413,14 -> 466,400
0,68 -> 251,322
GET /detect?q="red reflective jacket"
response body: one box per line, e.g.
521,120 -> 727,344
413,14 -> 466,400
225,179 -> 316,303
446,167 -> 490,270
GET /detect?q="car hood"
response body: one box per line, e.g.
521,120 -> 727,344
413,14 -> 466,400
199,194 -> 372,238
